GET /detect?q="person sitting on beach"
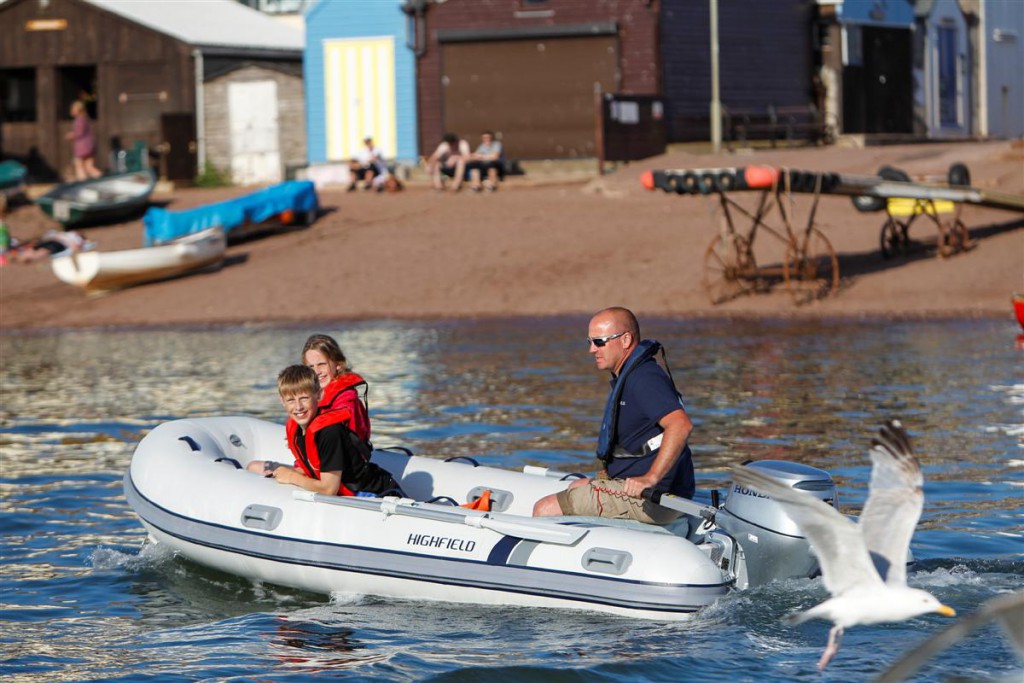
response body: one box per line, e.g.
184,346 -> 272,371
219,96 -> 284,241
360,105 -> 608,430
246,365 -> 399,497
301,333 -> 371,444
347,136 -> 389,192
466,130 -> 505,192
426,133 -> 470,192
8,229 -> 90,264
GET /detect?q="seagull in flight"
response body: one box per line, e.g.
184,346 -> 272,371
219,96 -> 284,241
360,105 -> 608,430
731,419 -> 956,669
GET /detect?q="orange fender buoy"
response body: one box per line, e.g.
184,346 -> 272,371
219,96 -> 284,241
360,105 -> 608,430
744,166 -> 779,190
640,170 -> 655,191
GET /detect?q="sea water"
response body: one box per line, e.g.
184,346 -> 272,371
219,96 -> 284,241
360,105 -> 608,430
1,317 -> 1021,682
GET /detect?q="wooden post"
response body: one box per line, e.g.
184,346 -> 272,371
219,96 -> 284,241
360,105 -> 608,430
595,86 -> 605,176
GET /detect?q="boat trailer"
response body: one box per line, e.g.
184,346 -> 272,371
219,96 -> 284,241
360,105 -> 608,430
642,164 -> 1024,305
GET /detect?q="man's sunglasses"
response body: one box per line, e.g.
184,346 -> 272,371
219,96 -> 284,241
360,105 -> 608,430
587,331 -> 626,347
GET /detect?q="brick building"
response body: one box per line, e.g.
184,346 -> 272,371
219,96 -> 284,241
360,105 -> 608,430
409,0 -> 660,160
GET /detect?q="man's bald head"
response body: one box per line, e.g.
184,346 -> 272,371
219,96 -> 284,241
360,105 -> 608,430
593,307 -> 640,338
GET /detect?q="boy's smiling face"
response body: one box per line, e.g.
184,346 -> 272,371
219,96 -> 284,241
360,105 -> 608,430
281,389 -> 320,430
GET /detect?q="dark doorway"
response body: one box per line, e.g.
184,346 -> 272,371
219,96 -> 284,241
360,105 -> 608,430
59,65 -> 98,119
842,27 -> 912,134
160,113 -> 197,182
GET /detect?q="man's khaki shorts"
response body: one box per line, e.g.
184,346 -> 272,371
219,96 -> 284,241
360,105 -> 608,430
555,477 -> 680,525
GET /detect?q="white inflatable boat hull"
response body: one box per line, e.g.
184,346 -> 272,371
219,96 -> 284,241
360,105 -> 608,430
125,417 -> 732,620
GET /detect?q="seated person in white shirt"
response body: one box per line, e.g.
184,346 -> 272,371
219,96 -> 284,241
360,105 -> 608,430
348,136 -> 389,191
425,133 -> 471,192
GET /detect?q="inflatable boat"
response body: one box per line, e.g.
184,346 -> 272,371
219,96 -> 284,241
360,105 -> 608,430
125,417 -> 839,620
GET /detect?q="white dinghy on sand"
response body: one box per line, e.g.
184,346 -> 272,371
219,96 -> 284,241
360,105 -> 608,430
51,227 -> 225,295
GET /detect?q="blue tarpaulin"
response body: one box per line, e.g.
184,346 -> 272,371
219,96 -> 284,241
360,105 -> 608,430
143,181 -> 319,246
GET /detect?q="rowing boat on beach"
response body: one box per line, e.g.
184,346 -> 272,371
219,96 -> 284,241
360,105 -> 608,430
36,169 -> 157,227
51,227 -> 225,294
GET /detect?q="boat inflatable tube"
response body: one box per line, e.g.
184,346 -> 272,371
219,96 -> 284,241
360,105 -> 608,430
126,417 -> 731,620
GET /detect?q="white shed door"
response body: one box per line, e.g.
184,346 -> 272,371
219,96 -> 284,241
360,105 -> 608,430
228,80 -> 282,185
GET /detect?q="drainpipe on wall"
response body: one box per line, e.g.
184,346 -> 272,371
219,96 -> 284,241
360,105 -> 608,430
193,48 -> 206,173
976,1 -> 987,137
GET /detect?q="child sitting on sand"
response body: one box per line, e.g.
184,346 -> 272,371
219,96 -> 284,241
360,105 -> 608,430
246,365 -> 399,497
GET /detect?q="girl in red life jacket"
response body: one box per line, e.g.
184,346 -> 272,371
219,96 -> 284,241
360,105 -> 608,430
301,334 -> 371,444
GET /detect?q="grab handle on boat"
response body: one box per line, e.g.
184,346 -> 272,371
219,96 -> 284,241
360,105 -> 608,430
522,465 -> 587,481
643,488 -> 717,523
444,456 -> 480,467
375,446 -> 413,457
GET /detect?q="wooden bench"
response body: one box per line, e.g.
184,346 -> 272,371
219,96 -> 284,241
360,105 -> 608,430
726,104 -> 832,148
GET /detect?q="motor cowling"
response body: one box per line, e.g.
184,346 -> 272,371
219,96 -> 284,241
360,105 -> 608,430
713,460 -> 837,589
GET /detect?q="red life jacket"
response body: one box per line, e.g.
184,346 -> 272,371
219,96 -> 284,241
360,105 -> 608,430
286,409 -> 358,496
320,373 -> 371,443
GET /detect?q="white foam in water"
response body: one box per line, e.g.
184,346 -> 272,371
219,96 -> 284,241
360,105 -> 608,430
328,591 -> 372,606
911,564 -> 980,588
90,540 -> 174,571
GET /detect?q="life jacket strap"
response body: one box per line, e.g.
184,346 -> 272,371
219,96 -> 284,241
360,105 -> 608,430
610,433 -> 663,458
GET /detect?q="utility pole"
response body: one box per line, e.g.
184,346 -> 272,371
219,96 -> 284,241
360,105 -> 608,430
710,0 -> 722,153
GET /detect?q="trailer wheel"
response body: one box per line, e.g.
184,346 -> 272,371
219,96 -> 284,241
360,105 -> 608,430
880,218 -> 909,259
938,219 -> 970,257
878,165 -> 911,182
948,163 -> 971,187
703,234 -> 756,305
784,227 -> 839,305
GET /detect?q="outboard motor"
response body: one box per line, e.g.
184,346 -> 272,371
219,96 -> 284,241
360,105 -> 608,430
711,460 -> 837,589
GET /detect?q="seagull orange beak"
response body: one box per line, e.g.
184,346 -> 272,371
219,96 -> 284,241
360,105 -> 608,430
936,605 -> 956,617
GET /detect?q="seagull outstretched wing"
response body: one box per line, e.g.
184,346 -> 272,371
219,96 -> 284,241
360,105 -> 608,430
731,465 -> 883,597
858,420 -> 923,587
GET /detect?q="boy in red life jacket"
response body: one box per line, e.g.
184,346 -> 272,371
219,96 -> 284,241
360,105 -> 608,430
247,365 -> 400,497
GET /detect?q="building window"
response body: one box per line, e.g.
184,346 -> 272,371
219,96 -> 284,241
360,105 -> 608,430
0,69 -> 37,123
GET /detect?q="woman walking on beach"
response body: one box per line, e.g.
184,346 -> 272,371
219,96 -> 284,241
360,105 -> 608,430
67,100 -> 103,181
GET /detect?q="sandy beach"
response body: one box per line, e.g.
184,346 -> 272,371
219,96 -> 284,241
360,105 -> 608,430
2,140 -> 1022,331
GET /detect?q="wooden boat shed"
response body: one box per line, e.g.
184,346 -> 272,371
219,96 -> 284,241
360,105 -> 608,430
0,0 -> 305,184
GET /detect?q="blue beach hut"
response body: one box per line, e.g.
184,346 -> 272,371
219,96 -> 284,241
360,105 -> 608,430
304,0 -> 418,166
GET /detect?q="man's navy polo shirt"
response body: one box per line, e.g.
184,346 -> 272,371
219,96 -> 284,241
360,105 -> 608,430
606,358 -> 695,497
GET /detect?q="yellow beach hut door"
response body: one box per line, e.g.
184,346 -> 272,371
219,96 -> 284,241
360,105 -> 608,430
324,36 -> 397,162
228,80 -> 282,185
